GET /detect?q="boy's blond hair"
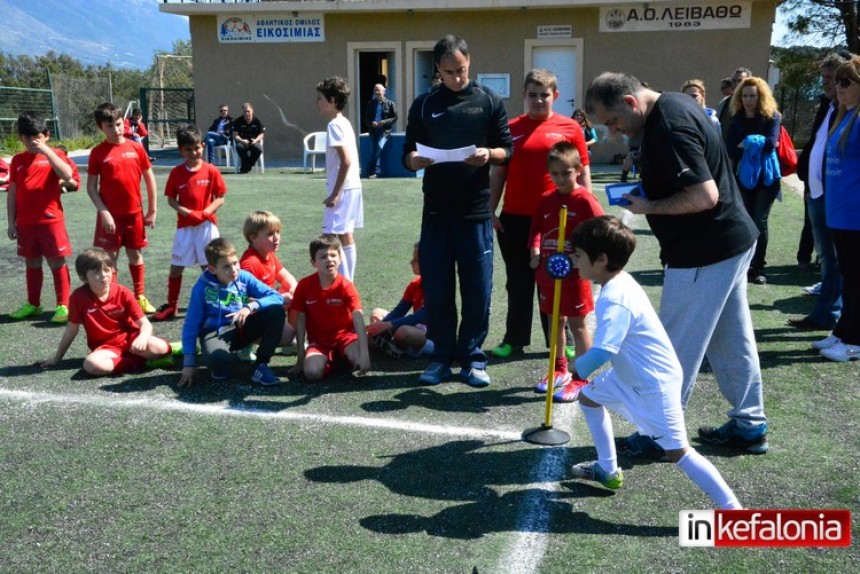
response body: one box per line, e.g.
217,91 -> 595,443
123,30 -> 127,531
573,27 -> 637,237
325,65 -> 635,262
75,248 -> 113,282
243,210 -> 282,244
205,237 -> 237,267
309,235 -> 342,261
546,141 -> 582,170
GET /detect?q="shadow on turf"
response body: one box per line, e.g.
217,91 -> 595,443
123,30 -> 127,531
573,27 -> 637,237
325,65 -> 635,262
306,440 -> 675,540
361,385 -> 543,414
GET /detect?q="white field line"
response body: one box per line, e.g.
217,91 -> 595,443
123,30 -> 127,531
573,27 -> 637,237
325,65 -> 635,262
0,387 -> 523,441
1,385 -> 576,574
496,407 -> 576,574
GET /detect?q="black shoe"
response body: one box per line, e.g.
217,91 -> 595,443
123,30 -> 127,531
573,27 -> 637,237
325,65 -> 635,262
615,431 -> 666,460
787,317 -> 830,331
698,420 -> 768,454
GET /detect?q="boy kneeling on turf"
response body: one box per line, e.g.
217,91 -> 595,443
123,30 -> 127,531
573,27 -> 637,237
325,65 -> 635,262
179,238 -> 286,387
291,235 -> 370,380
42,248 -> 178,376
566,216 -> 741,509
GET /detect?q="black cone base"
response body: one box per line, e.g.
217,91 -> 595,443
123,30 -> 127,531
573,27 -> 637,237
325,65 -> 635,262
522,424 -> 570,445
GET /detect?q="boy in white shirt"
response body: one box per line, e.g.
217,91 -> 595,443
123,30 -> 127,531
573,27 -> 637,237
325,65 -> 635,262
566,215 -> 741,509
315,76 -> 364,282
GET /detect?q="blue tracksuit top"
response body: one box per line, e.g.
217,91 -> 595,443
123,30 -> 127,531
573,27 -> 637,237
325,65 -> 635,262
181,269 -> 283,366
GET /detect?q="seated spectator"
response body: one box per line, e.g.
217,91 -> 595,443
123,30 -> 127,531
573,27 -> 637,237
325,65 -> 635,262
233,102 -> 265,173
204,104 -> 233,165
123,108 -> 149,145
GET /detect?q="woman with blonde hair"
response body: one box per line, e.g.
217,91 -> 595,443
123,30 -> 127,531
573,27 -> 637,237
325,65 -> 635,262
725,76 -> 782,284
680,79 -> 720,127
816,57 -> 860,362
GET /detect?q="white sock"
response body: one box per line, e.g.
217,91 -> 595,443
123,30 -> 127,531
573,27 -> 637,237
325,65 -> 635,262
342,244 -> 356,281
579,404 -> 617,474
676,449 -> 742,509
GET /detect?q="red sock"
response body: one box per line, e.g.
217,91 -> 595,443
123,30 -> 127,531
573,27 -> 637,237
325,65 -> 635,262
167,275 -> 182,307
51,265 -> 71,306
129,263 -> 146,297
26,267 -> 43,306
555,356 -> 568,373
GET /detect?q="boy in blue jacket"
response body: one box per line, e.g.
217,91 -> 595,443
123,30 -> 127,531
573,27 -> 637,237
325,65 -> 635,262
179,237 -> 285,386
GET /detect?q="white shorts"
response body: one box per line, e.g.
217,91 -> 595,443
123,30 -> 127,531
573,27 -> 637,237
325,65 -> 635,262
171,221 -> 219,267
322,186 -> 364,234
581,369 -> 689,451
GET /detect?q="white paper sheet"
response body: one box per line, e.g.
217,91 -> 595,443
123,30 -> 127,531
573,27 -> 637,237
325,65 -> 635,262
416,143 -> 477,164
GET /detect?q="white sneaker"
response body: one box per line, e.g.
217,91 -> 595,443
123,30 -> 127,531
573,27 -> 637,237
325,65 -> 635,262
811,334 -> 840,351
820,341 -> 860,362
802,282 -> 822,296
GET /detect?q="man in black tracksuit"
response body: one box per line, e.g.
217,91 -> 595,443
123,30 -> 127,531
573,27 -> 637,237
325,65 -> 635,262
403,34 -> 512,387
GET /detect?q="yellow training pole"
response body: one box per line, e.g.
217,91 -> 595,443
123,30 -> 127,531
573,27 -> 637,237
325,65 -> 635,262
522,205 -> 571,445
542,205 -> 568,427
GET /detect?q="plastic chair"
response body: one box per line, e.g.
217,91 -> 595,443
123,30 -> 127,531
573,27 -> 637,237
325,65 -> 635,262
213,143 -> 234,168
303,132 -> 327,172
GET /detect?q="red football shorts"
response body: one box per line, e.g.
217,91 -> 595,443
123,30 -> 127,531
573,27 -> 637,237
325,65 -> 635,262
538,276 -> 595,317
17,221 -> 72,259
306,331 -> 359,375
94,211 -> 148,251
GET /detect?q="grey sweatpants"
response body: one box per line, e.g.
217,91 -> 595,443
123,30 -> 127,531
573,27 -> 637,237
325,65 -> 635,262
659,245 -> 767,430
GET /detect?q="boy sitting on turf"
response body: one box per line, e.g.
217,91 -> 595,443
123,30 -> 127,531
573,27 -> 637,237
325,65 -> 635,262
239,210 -> 298,349
178,238 -> 286,387
291,235 -> 370,380
366,242 -> 434,358
152,125 -> 227,322
566,215 -> 741,509
7,112 -> 81,324
42,248 -> 178,376
529,142 -> 603,401
86,102 -> 158,314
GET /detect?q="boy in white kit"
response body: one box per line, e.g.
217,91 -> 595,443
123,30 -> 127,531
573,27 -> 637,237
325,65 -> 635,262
316,76 -> 364,282
566,215 -> 741,510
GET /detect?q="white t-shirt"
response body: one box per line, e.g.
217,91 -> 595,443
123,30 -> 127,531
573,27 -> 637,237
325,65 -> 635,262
326,114 -> 361,194
592,271 -> 683,394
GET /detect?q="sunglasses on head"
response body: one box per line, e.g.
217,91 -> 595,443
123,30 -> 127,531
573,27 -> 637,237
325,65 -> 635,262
838,78 -> 856,88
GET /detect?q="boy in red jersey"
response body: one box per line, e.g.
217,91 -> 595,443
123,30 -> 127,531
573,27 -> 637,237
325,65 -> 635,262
42,248 -> 178,376
152,125 -> 227,322
489,69 -> 592,360
291,235 -> 370,380
6,112 -> 80,323
86,102 -> 158,314
529,142 -> 603,401
367,243 -> 433,358
239,210 -> 298,347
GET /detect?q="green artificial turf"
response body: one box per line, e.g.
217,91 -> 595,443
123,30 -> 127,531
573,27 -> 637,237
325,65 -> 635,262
0,166 -> 856,573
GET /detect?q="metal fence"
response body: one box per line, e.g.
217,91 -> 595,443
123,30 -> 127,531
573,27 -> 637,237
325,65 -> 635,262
775,85 -> 820,149
49,73 -> 113,140
0,86 -> 58,142
139,87 -> 195,150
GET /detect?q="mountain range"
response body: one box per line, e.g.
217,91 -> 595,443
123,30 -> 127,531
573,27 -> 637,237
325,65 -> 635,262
0,0 -> 190,70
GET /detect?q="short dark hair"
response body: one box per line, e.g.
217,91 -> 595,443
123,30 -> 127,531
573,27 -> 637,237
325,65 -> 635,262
93,102 -> 122,127
17,112 -> 49,137
309,235 -> 342,261
132,108 -> 142,116
75,248 -> 113,282
316,76 -> 351,111
433,34 -> 468,66
205,237 -> 237,267
585,72 -> 644,115
176,124 -> 203,148
546,141 -> 582,170
571,215 -> 636,273
719,77 -> 733,90
822,52 -> 850,71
